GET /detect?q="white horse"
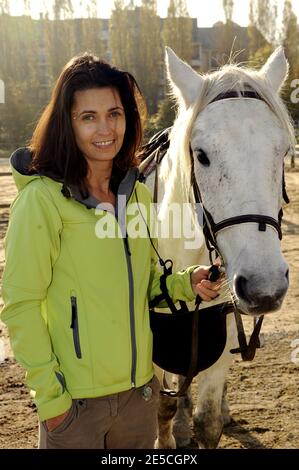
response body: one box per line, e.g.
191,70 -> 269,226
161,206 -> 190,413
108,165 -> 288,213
144,47 -> 295,448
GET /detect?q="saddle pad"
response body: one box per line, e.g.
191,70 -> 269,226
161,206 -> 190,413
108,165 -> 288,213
150,302 -> 234,376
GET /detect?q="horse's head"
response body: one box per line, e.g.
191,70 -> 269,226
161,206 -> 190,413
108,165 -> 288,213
165,47 -> 295,316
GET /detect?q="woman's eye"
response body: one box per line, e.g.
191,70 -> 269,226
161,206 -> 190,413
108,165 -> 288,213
82,114 -> 94,121
109,111 -> 121,118
194,148 -> 210,167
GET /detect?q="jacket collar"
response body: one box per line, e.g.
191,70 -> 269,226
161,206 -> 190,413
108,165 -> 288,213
66,167 -> 140,210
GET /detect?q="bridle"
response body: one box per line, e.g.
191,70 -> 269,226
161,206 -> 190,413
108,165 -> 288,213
190,90 -> 289,266
140,91 -> 289,259
189,90 -> 290,364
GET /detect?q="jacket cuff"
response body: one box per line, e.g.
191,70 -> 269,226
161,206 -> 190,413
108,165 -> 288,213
181,265 -> 200,300
37,390 -> 73,421
166,265 -> 199,302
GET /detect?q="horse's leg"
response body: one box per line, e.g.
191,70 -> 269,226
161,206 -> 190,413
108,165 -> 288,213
193,314 -> 237,448
221,380 -> 231,426
155,394 -> 177,449
172,375 -> 193,447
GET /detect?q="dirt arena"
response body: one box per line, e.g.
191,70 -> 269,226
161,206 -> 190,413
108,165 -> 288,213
0,157 -> 298,449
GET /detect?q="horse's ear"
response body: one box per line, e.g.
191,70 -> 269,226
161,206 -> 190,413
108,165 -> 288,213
260,47 -> 289,93
165,47 -> 204,106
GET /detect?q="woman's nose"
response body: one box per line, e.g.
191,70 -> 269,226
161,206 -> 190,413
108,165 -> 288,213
95,119 -> 112,135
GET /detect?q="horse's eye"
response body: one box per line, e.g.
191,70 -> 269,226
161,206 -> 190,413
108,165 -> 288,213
194,148 -> 210,167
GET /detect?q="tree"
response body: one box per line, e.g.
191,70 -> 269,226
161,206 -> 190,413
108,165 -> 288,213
81,0 -> 105,59
214,0 -> 248,65
0,0 -> 9,14
109,0 -> 132,70
145,98 -> 176,139
249,0 -> 278,45
223,0 -> 234,22
110,1 -> 162,113
281,1 -> 299,123
162,0 -> 192,63
137,1 -> 162,113
248,0 -> 270,58
0,14 -> 40,150
53,0 -> 73,20
23,0 -> 31,16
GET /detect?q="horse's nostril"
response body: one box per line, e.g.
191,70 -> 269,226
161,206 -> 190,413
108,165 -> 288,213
235,275 -> 250,303
285,268 -> 289,281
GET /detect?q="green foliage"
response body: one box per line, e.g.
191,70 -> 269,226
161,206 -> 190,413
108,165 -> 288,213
223,0 -> 234,22
110,0 -> 162,114
248,0 -> 299,126
248,0 -> 270,56
0,14 -> 40,150
281,0 -> 299,124
162,0 -> 192,63
0,13 -> 106,151
145,98 -> 176,140
249,0 -> 278,45
0,1 -> 298,151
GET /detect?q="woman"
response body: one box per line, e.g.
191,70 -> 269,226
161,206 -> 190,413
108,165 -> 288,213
1,54 -> 222,449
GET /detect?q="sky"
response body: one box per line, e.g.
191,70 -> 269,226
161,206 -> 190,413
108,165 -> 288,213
7,0 -> 299,26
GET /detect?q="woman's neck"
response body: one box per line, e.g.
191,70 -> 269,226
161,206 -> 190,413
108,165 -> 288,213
85,161 -> 113,196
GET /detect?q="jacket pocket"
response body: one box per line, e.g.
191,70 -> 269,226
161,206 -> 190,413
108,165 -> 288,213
70,296 -> 82,359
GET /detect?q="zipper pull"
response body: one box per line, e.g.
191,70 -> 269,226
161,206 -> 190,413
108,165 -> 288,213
70,296 -> 77,328
124,234 -> 131,256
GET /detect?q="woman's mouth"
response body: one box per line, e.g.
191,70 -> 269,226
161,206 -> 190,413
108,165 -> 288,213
92,140 -> 115,149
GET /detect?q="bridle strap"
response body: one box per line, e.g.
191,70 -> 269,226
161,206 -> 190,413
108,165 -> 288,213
230,307 -> 264,361
210,213 -> 282,240
210,90 -> 262,104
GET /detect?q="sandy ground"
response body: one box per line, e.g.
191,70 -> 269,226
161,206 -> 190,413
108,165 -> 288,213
0,158 -> 298,449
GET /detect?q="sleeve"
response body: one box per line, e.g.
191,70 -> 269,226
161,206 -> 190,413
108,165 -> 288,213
147,238 -> 198,306
0,181 -> 72,421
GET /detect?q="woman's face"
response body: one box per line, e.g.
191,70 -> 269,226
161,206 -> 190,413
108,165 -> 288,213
71,87 -> 126,166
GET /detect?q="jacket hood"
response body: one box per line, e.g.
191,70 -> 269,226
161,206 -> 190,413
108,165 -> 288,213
10,147 -> 41,192
9,147 -> 140,209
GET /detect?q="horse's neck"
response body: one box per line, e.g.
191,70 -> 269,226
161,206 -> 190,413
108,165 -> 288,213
156,151 -> 209,271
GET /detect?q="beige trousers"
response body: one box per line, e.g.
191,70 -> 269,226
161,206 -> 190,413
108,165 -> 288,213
38,375 -> 160,449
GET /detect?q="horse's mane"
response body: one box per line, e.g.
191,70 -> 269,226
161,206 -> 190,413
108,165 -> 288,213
159,62 -> 296,214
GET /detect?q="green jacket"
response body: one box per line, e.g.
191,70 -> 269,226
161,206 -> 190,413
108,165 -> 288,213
1,148 -> 196,421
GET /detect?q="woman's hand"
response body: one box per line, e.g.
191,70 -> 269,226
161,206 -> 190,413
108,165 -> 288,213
191,259 -> 224,302
45,408 -> 71,432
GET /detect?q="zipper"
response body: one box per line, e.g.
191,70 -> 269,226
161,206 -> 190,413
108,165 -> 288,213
70,295 -> 82,359
122,232 -> 136,387
115,178 -> 138,388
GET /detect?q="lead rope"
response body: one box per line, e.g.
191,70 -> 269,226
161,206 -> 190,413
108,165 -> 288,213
160,265 -> 222,398
134,187 -> 217,397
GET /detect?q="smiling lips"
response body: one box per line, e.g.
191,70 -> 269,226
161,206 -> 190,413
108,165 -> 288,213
93,140 -> 115,148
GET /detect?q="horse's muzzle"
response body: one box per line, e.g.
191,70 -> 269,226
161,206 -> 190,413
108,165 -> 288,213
233,269 -> 289,315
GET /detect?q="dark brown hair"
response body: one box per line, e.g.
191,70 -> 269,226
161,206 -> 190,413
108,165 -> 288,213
29,53 -> 146,194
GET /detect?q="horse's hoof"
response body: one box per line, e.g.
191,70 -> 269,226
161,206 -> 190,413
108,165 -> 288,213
176,436 -> 191,448
154,436 -> 176,449
222,412 -> 231,426
173,421 -> 192,448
